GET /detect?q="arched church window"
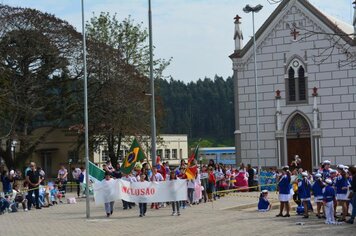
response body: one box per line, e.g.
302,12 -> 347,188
287,114 -> 310,138
298,66 -> 306,101
286,58 -> 308,104
288,67 -> 296,101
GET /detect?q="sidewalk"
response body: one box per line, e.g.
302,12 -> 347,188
0,191 -> 354,236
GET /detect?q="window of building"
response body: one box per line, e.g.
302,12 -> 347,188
172,149 -> 177,159
157,149 -> 162,159
287,113 -> 310,138
118,150 -> 124,160
102,150 -> 109,162
68,151 -> 79,164
164,149 -> 171,159
286,58 -> 308,104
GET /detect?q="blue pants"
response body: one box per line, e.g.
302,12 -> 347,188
0,198 -> 10,212
27,188 -> 39,209
171,201 -> 180,213
188,188 -> 194,204
104,201 -> 114,214
122,200 -> 131,209
139,203 -> 147,215
351,194 -> 356,220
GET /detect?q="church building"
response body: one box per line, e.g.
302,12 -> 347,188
230,0 -> 356,171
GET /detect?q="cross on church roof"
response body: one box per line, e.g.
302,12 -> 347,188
234,15 -> 242,23
290,28 -> 300,41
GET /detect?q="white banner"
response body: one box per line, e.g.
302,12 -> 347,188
93,179 -> 187,205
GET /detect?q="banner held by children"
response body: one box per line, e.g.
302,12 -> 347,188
93,179 -> 187,205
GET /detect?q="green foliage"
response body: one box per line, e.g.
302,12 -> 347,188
85,12 -> 171,164
86,12 -> 171,78
157,76 -> 235,146
0,5 -> 82,168
189,138 -> 234,150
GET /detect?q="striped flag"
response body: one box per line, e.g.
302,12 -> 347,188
89,161 -> 105,182
185,143 -> 200,179
186,165 -> 198,180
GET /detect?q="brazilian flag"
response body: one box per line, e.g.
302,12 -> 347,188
121,138 -> 145,174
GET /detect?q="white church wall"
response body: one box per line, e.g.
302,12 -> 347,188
234,0 -> 356,167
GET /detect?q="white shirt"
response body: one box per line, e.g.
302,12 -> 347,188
121,176 -> 132,182
72,168 -> 81,179
130,175 -> 137,182
187,179 -> 195,188
151,173 -> 163,182
58,168 -> 68,180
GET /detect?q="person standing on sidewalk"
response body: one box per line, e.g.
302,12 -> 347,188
335,169 -> 351,222
1,170 -> 13,194
298,172 -> 311,218
276,166 -> 292,217
150,167 -> 163,209
169,171 -> 180,216
207,167 -> 216,202
26,162 -> 41,210
103,172 -> 115,217
200,166 -> 208,203
121,173 -> 133,210
323,178 -> 336,224
247,164 -> 255,191
71,167 -> 81,197
312,173 -> 325,219
57,165 -> 68,193
187,178 -> 195,205
346,166 -> 356,224
138,174 -> 147,217
78,167 -> 86,197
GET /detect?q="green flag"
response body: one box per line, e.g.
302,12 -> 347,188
89,161 -> 105,181
188,143 -> 200,165
121,138 -> 145,174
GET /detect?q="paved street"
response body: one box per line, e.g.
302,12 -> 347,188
0,192 -> 354,236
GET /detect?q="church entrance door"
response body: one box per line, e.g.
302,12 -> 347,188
287,138 -> 311,172
286,114 -> 312,172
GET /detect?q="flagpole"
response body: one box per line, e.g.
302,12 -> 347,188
81,0 -> 90,219
140,138 -> 155,175
148,0 -> 157,168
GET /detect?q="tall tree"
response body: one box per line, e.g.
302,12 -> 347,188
0,5 -> 82,168
85,12 -> 170,164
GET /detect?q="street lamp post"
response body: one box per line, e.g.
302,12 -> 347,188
81,0 -> 90,218
243,4 -> 263,192
11,140 -> 17,161
148,0 -> 157,167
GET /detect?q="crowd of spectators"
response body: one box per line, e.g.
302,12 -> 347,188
0,161 -> 86,215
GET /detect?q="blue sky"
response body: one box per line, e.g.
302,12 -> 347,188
2,0 -> 353,82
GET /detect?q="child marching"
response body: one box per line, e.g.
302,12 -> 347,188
276,166 -> 292,217
312,173 -> 324,219
169,171 -> 181,216
298,172 -> 311,218
335,169 -> 350,222
323,178 -> 337,224
138,174 -> 147,217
